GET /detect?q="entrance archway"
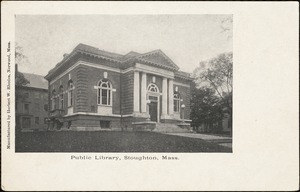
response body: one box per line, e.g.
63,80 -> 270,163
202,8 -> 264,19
147,83 -> 160,122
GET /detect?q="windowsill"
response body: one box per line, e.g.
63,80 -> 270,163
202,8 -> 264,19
97,104 -> 112,107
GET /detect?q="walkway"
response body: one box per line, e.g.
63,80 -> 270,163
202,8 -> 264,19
163,132 -> 232,149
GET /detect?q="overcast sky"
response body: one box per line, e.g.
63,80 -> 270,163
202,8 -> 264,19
16,15 -> 232,76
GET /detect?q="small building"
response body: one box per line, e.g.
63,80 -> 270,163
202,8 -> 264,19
16,73 -> 49,131
45,44 -> 193,131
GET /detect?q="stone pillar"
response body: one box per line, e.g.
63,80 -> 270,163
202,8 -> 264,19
141,72 -> 147,113
133,71 -> 140,112
162,77 -> 168,117
168,79 -> 174,116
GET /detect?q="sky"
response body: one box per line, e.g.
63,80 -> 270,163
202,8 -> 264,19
15,15 -> 232,76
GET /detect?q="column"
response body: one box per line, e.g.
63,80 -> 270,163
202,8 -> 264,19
141,72 -> 147,113
168,79 -> 174,116
133,71 -> 140,112
162,77 -> 168,117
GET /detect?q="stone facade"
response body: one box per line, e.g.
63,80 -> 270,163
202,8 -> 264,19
45,44 -> 193,131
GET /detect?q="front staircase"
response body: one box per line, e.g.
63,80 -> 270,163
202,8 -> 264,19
153,123 -> 191,133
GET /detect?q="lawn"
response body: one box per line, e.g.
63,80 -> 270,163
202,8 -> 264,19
15,131 -> 231,152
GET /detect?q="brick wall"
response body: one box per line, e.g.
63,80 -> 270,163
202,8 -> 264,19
76,66 -> 89,112
174,77 -> 191,119
83,63 -> 121,114
121,71 -> 134,115
49,67 -> 77,115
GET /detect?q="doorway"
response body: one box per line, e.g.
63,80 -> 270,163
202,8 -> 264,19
149,95 -> 158,122
149,101 -> 158,122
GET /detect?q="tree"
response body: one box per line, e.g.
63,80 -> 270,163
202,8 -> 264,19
15,44 -> 29,98
192,52 -> 233,134
15,44 -> 29,134
190,86 -> 223,133
219,15 -> 233,40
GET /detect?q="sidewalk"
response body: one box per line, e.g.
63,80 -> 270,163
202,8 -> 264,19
163,132 -> 232,149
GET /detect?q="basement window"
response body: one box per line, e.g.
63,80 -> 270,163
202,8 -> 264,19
100,121 -> 110,129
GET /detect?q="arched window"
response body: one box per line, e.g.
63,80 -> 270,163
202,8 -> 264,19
147,83 -> 159,93
51,90 -> 56,110
59,86 -> 64,109
174,93 -> 180,112
67,81 -> 74,107
97,79 -> 112,106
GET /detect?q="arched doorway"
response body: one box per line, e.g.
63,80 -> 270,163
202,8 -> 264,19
147,83 -> 160,122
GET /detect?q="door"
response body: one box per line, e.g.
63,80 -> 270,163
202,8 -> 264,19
149,101 -> 158,122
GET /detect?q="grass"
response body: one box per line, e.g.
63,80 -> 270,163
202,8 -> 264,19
15,131 -> 232,153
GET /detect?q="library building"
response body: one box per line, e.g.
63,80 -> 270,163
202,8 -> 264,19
45,44 -> 193,132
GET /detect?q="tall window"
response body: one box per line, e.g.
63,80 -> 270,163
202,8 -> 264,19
67,81 -> 74,107
59,86 -> 64,109
24,103 -> 29,113
34,103 -> 39,112
44,104 -> 48,111
24,92 -> 29,99
35,117 -> 39,125
51,90 -> 56,110
97,79 -> 112,106
34,92 -> 40,99
174,93 -> 180,112
22,117 -> 31,129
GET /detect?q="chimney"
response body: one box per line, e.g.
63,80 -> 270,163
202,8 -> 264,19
63,53 -> 69,58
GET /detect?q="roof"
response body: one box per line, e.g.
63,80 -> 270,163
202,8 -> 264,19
136,49 -> 179,70
75,43 -> 125,61
46,43 -> 183,79
175,70 -> 193,80
23,73 -> 48,90
122,51 -> 141,60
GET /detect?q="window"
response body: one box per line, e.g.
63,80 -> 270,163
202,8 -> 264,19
34,103 -> 39,112
100,120 -> 110,129
24,104 -> 29,113
174,93 -> 180,112
24,92 -> 29,98
44,118 -> 48,124
44,104 -> 48,111
51,90 -> 56,110
34,92 -> 40,99
35,117 -> 39,125
59,86 -> 64,109
97,79 -> 112,106
67,81 -> 74,107
43,93 -> 48,101
22,117 -> 31,129
148,83 -> 159,93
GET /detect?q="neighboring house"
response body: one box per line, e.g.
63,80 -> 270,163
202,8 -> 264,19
16,73 -> 49,131
44,43 -> 193,131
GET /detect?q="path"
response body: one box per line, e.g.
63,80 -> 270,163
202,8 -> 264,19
163,132 -> 232,149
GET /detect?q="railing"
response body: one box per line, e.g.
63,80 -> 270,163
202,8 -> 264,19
50,109 -> 65,118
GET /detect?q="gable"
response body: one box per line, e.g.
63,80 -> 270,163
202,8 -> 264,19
136,50 -> 179,71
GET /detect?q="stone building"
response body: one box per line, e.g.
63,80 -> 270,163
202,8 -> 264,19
16,73 -> 49,131
45,44 -> 193,131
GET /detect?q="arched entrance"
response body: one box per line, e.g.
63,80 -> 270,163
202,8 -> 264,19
147,83 -> 160,122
